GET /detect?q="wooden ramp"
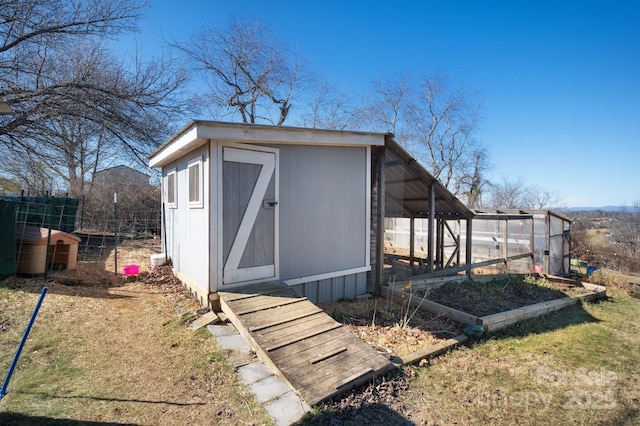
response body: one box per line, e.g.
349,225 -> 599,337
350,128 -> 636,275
218,282 -> 392,406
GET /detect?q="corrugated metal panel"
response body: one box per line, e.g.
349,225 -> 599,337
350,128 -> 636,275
356,272 -> 367,295
332,275 -> 346,301
344,274 -> 357,299
384,137 -> 473,220
318,278 -> 333,303
289,271 -> 369,303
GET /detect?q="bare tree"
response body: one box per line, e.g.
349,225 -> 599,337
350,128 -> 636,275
408,73 -> 485,195
356,72 -> 488,199
297,77 -> 365,130
459,148 -> 490,209
3,153 -> 57,195
611,201 -> 640,259
0,0 -> 142,53
365,73 -> 413,143
481,176 -> 561,210
173,18 -> 306,125
0,0 -> 190,196
0,176 -> 21,195
83,169 -> 160,233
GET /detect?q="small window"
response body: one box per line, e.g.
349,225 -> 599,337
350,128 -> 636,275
166,170 -> 177,208
188,157 -> 204,208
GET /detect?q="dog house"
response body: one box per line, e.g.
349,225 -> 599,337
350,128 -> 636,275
16,226 -> 81,274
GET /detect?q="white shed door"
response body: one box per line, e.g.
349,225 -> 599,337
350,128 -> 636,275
222,146 -> 278,285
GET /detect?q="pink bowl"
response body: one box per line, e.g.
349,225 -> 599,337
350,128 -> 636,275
122,264 -> 140,275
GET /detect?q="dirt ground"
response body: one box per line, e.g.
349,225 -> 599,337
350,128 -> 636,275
424,275 -> 587,317
0,265 -> 272,425
5,243 -> 598,426
319,297 -> 461,358
1,263 -> 432,425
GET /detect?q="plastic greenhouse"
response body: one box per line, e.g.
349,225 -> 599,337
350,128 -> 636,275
384,209 -> 571,280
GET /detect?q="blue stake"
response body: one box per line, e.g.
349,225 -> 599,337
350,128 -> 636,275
0,287 -> 48,399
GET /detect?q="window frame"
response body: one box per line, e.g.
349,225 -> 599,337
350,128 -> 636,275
188,156 -> 204,208
166,169 -> 177,208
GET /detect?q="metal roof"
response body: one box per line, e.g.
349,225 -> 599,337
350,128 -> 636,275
149,120 -> 385,168
473,209 -> 572,222
384,136 -> 474,220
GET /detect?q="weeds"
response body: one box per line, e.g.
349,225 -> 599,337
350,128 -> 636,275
379,276 -> 430,330
396,280 -> 430,330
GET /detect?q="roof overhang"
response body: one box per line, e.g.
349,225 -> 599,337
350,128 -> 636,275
149,120 -> 386,168
383,136 -> 474,220
474,209 -> 572,222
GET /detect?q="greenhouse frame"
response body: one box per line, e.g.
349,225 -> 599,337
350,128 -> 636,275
383,203 -> 572,280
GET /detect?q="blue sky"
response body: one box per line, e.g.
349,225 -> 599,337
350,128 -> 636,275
121,0 -> 640,208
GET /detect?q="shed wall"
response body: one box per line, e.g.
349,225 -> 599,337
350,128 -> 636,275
289,271 -> 368,304
276,144 -> 369,281
161,140 -> 373,303
162,144 -> 210,302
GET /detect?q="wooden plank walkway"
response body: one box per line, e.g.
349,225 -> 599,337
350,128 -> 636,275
218,282 -> 392,406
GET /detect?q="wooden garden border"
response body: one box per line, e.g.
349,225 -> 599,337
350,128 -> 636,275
383,274 -> 607,335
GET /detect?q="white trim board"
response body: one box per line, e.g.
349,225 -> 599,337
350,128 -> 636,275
218,142 -> 280,287
149,122 -> 385,168
365,145 -> 371,268
222,147 -> 276,283
284,266 -> 372,287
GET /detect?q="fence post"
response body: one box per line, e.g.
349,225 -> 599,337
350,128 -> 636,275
44,196 -> 54,278
114,193 -> 118,276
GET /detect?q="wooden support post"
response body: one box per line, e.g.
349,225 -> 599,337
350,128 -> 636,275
503,219 -> 508,271
544,212 -> 550,275
114,193 -> 118,276
409,216 -> 415,269
437,218 -> 444,270
530,216 -> 535,272
374,146 -> 386,294
456,220 -> 461,267
427,185 -> 435,273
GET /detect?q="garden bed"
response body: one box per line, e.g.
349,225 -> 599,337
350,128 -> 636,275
318,297 -> 462,360
384,274 -> 607,333
317,275 -> 606,362
425,275 -> 586,317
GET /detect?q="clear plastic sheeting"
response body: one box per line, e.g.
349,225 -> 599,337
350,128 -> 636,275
466,216 -> 534,273
384,209 -> 572,278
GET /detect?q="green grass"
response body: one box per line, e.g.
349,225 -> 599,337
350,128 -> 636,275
405,285 -> 640,425
0,280 -> 273,425
3,270 -> 640,425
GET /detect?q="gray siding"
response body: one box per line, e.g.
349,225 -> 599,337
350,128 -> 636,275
162,144 -> 209,300
277,145 -> 368,281
290,272 -> 368,304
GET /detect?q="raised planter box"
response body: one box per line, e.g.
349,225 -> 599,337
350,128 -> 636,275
383,275 -> 607,333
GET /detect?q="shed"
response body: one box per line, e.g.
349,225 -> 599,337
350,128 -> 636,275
16,226 -> 81,274
149,121 -> 474,305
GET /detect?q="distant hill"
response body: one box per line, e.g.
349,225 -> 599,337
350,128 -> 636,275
561,206 -> 626,212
